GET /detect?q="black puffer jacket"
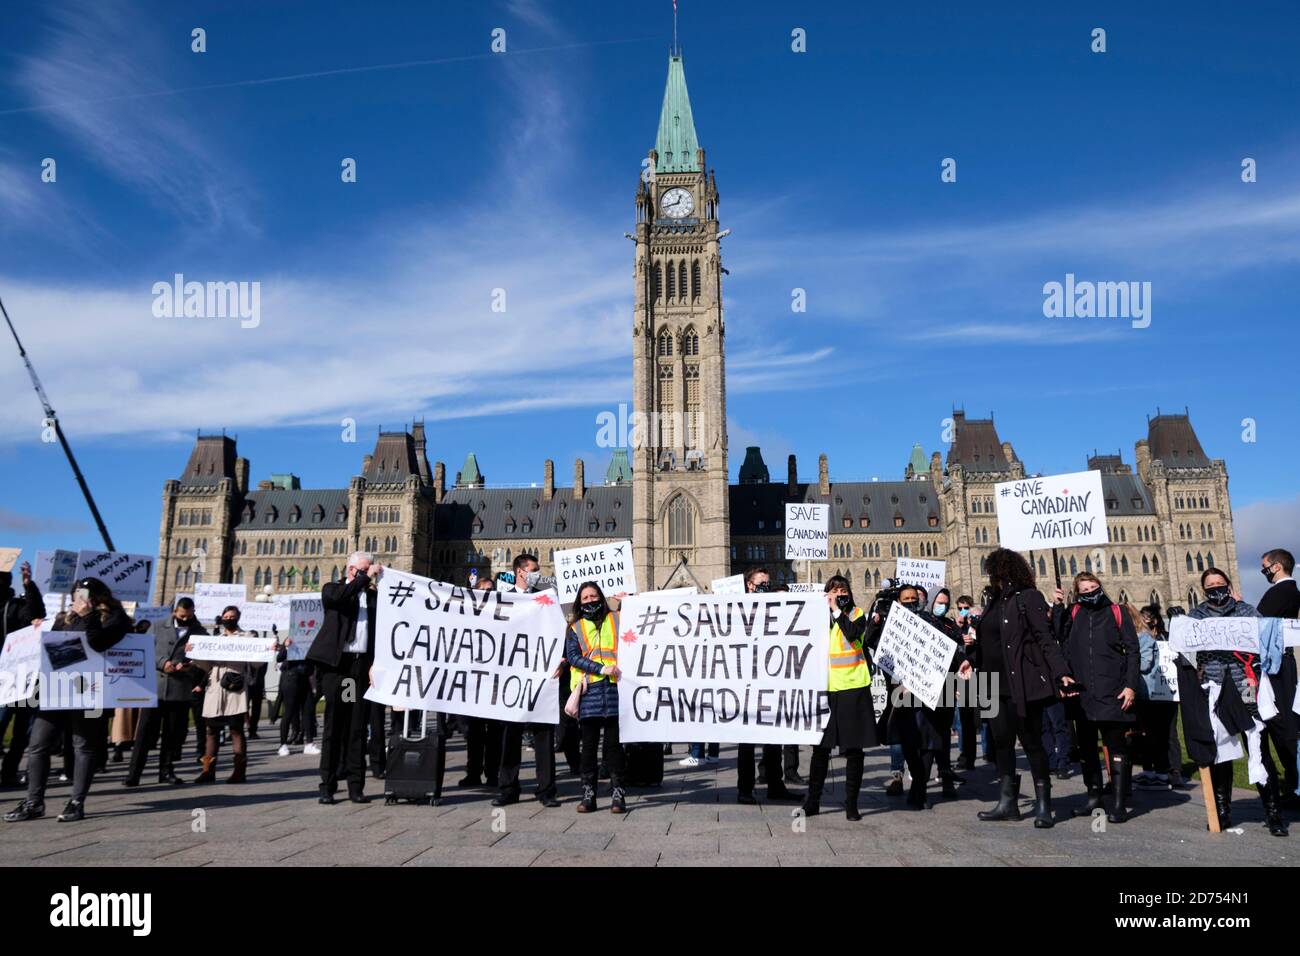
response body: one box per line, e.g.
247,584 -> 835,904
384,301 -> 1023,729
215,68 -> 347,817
974,587 -> 1072,717
1052,597 -> 1140,723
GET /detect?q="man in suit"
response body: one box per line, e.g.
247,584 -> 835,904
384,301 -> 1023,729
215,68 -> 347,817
308,551 -> 382,804
1258,548 -> 1299,807
494,553 -> 561,808
125,599 -> 206,786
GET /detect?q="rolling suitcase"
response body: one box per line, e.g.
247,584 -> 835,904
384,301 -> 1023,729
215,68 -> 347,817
623,742 -> 664,788
384,710 -> 447,806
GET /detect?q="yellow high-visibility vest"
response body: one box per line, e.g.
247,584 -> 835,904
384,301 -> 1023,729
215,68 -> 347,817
570,612 -> 620,691
828,606 -> 871,692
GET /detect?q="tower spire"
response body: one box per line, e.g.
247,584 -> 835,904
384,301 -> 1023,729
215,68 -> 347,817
655,53 -> 699,172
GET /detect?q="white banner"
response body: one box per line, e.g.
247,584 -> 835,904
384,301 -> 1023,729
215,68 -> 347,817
1146,641 -> 1182,702
366,569 -> 564,724
186,634 -> 277,663
874,603 -> 958,710
34,549 -> 78,595
193,583 -> 246,624
710,574 -> 745,595
0,624 -> 42,706
894,558 -> 946,595
72,550 -> 155,604
553,540 -> 637,602
285,595 -> 323,661
994,470 -> 1107,552
616,591 -> 830,744
38,629 -> 158,710
42,592 -> 67,620
236,601 -> 291,636
103,633 -> 159,707
784,503 -> 828,560
1168,615 -> 1259,655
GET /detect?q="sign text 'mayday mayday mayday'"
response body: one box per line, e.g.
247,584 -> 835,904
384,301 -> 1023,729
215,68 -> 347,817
617,591 -> 830,745
367,569 -> 564,723
993,469 -> 1108,552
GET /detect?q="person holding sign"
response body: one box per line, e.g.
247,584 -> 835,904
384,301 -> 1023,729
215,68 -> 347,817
4,577 -> 131,824
124,599 -> 206,787
458,575 -> 504,788
1134,606 -> 1187,791
565,582 -> 627,813
961,549 -> 1076,828
1186,569 -> 1289,837
189,607 -> 262,785
1050,573 -> 1139,824
800,576 -> 877,821
0,561 -> 45,787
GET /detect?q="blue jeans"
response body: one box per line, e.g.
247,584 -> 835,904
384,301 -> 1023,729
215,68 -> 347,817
1041,700 -> 1070,771
688,742 -> 719,759
890,742 -> 904,773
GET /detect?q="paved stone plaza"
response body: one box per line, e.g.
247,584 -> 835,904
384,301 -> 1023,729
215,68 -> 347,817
0,734 -> 1293,867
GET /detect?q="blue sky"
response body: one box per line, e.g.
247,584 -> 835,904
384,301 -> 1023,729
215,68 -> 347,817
1,0 -> 1297,600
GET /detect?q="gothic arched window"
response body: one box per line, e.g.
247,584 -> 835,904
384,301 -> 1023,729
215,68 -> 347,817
667,495 -> 696,548
677,261 -> 687,301
691,260 -> 701,301
653,262 -> 662,301
666,259 -> 676,299
658,330 -> 673,357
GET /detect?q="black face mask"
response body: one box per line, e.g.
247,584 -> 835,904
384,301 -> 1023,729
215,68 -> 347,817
835,594 -> 853,612
1262,566 -> 1277,583
580,601 -> 605,620
1077,589 -> 1105,608
1205,586 -> 1232,607
222,619 -> 240,631
752,582 -> 771,593
900,600 -> 921,613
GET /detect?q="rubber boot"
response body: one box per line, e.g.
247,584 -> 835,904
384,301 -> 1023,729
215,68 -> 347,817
1032,777 -> 1054,828
576,775 -> 597,813
226,753 -> 247,784
1106,754 -> 1129,824
801,748 -> 828,817
1209,762 -> 1233,830
978,774 -> 1022,821
1072,764 -> 1105,818
907,753 -> 932,810
1258,779 -> 1290,837
843,751 -> 863,821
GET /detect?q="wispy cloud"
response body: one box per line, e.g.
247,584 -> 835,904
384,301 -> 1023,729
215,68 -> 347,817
0,506 -> 89,535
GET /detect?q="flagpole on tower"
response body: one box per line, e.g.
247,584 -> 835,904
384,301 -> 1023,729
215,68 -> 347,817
673,0 -> 678,55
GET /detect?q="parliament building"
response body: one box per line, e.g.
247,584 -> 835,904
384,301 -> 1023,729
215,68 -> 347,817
154,56 -> 1238,614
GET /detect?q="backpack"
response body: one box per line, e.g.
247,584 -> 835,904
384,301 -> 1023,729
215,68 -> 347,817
1070,602 -> 1123,631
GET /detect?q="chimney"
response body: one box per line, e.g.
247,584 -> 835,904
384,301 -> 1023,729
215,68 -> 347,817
412,420 -> 432,483
787,454 -> 798,496
257,479 -> 273,491
543,459 -> 555,500
818,453 -> 830,497
574,458 -> 585,499
1135,440 -> 1151,484
433,461 -> 446,502
234,457 -> 249,494
362,454 -> 373,474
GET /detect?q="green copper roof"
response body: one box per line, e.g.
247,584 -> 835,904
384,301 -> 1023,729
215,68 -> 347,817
457,453 -> 483,487
268,473 -> 300,490
655,55 -> 700,173
605,449 -> 632,485
908,443 -> 929,475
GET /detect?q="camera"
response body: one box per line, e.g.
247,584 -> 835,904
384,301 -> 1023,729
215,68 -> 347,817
869,578 -> 906,621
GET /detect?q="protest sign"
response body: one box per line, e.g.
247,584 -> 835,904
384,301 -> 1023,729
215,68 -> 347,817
193,583 -> 246,624
186,634 -> 277,663
42,592 -> 67,620
894,558 -> 946,595
616,590 -> 830,744
0,624 -> 42,706
874,603 -> 958,710
236,601 -> 291,635
0,548 -> 19,573
286,595 -> 323,661
553,540 -> 637,602
366,568 -> 564,724
37,629 -> 158,710
131,606 -> 173,631
788,583 -> 823,593
710,574 -> 745,595
72,550 -> 155,604
1168,616 -> 1259,655
34,549 -> 78,594
993,470 -> 1107,552
784,503 -> 828,560
1282,620 -> 1300,648
1146,642 -> 1182,702
103,632 -> 158,707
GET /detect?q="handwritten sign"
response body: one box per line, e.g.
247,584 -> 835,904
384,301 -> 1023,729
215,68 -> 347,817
34,550 -> 78,594
1145,640 -> 1182,702
1168,616 -> 1259,655
193,583 -> 246,625
286,595 -> 323,662
874,603 -> 958,710
37,629 -> 158,710
785,503 -> 829,560
552,540 -> 637,602
72,550 -> 155,604
993,470 -> 1107,551
710,574 -> 745,595
0,624 -> 42,706
616,591 -> 830,744
186,634 -> 277,663
894,558 -> 946,595
131,606 -> 173,632
788,583 -> 824,593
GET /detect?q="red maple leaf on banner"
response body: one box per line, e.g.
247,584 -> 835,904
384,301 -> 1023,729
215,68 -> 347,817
620,629 -> 638,645
533,594 -> 555,606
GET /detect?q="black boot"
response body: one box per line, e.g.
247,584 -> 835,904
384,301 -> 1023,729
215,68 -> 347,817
978,774 -> 1021,821
576,775 -> 597,813
1107,754 -> 1129,824
1072,765 -> 1105,818
432,736 -> 446,806
843,751 -> 863,821
906,754 -> 932,810
801,749 -> 828,817
1258,779 -> 1290,837
610,779 -> 627,815
1209,763 -> 1233,830
1032,777 -> 1054,828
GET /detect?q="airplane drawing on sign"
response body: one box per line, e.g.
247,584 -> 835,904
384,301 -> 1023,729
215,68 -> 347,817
614,544 -> 626,557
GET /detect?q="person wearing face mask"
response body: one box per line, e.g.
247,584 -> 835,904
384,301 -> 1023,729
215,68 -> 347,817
0,561 -> 44,788
1255,549 -> 1299,809
734,568 -> 803,804
1187,569 -> 1289,836
124,598 -> 206,786
564,582 -> 628,813
188,607 -> 267,785
926,588 -> 965,794
459,574 -> 503,789
495,553 -> 562,808
1050,573 -> 1139,823
800,576 -> 877,820
950,595 -> 981,772
961,549 -> 1076,828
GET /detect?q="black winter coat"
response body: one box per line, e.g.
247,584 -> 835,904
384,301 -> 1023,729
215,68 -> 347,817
307,572 -> 377,669
152,618 -> 208,702
2,580 -> 44,645
974,587 -> 1072,718
1052,598 -> 1140,723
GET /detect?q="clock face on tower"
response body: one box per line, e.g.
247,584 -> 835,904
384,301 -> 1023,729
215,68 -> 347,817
659,187 -> 694,219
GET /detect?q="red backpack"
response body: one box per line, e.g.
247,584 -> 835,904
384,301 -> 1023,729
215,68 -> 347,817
1070,602 -> 1123,630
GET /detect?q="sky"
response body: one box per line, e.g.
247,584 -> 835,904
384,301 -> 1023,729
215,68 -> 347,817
0,0 -> 1297,602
